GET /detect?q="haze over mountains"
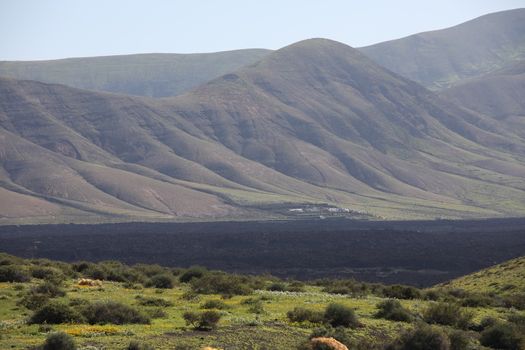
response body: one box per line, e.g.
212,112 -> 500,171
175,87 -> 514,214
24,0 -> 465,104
0,9 -> 524,223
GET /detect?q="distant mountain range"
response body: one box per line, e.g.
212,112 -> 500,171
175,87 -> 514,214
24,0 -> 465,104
360,9 -> 525,89
0,9 -> 524,223
0,49 -> 270,97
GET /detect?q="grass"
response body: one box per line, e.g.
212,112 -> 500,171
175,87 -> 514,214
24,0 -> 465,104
0,254 -> 524,349
441,256 -> 525,295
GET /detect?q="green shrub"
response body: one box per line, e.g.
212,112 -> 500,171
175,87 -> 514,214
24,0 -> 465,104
31,267 -> 66,284
503,293 -> 525,310
18,292 -> 50,310
374,299 -> 413,322
179,266 -> 207,283
387,325 -> 450,350
321,279 -> 368,296
145,308 -> 167,319
126,341 -> 154,350
19,282 -> 66,310
507,312 -> 525,326
42,331 -> 76,350
133,263 -> 168,277
480,323 -> 524,350
423,302 -> 473,329
190,273 -> 252,296
0,265 -> 31,282
448,330 -> 470,350
29,301 -> 82,324
267,282 -> 287,291
145,274 -> 173,289
81,301 -> 150,325
248,300 -> 265,314
460,293 -> 494,307
288,281 -> 306,292
479,316 -> 498,330
32,282 -> 66,298
183,310 -> 221,330
135,296 -> 173,307
323,303 -> 360,328
201,299 -> 228,310
81,265 -> 107,280
423,290 -> 443,301
287,307 -> 324,323
382,285 -> 421,300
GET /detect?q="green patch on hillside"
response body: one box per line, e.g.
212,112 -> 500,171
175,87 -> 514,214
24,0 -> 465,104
441,256 -> 525,295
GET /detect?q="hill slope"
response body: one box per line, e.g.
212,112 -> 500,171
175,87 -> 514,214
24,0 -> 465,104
0,49 -> 271,97
360,8 -> 525,89
166,39 -> 525,216
440,61 -> 525,138
1,39 -> 525,223
441,256 -> 525,295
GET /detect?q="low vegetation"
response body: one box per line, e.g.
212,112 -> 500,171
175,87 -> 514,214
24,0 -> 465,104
0,252 -> 524,349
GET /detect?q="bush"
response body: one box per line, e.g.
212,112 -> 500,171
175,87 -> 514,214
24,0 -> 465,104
18,292 -> 50,310
29,301 -> 82,324
179,266 -> 207,283
135,296 -> 173,307
145,308 -> 167,319
19,282 -> 66,310
32,282 -> 66,298
190,273 -> 252,296
201,300 -> 228,310
423,290 -> 443,301
321,279 -> 368,296
183,310 -> 221,330
374,299 -> 413,322
81,301 -> 150,325
31,267 -> 66,284
502,293 -> 525,310
460,293 -> 494,307
387,325 -> 450,350
480,323 -> 524,350
323,303 -> 360,328
0,265 -> 31,282
382,285 -> 421,300
267,282 -> 287,291
248,300 -> 265,314
126,341 -> 154,350
42,332 -> 76,350
287,307 -> 324,324
423,302 -> 473,329
507,312 -> 525,326
448,331 -> 470,350
288,281 -> 306,292
146,274 -> 173,289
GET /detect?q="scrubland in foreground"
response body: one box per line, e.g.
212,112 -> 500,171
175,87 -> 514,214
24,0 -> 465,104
0,253 -> 524,349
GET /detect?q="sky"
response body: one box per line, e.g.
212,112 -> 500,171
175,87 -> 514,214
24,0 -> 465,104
0,0 -> 523,60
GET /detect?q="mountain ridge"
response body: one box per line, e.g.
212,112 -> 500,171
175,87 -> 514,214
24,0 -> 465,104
360,8 -> 525,89
1,26 -> 525,223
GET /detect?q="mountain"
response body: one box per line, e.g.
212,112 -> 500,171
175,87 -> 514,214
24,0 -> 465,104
0,49 -> 270,97
1,39 -> 525,223
2,10 -> 523,97
359,8 -> 525,89
440,61 -> 525,138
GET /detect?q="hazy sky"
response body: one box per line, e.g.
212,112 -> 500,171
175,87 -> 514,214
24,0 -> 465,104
1,0 -> 523,60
